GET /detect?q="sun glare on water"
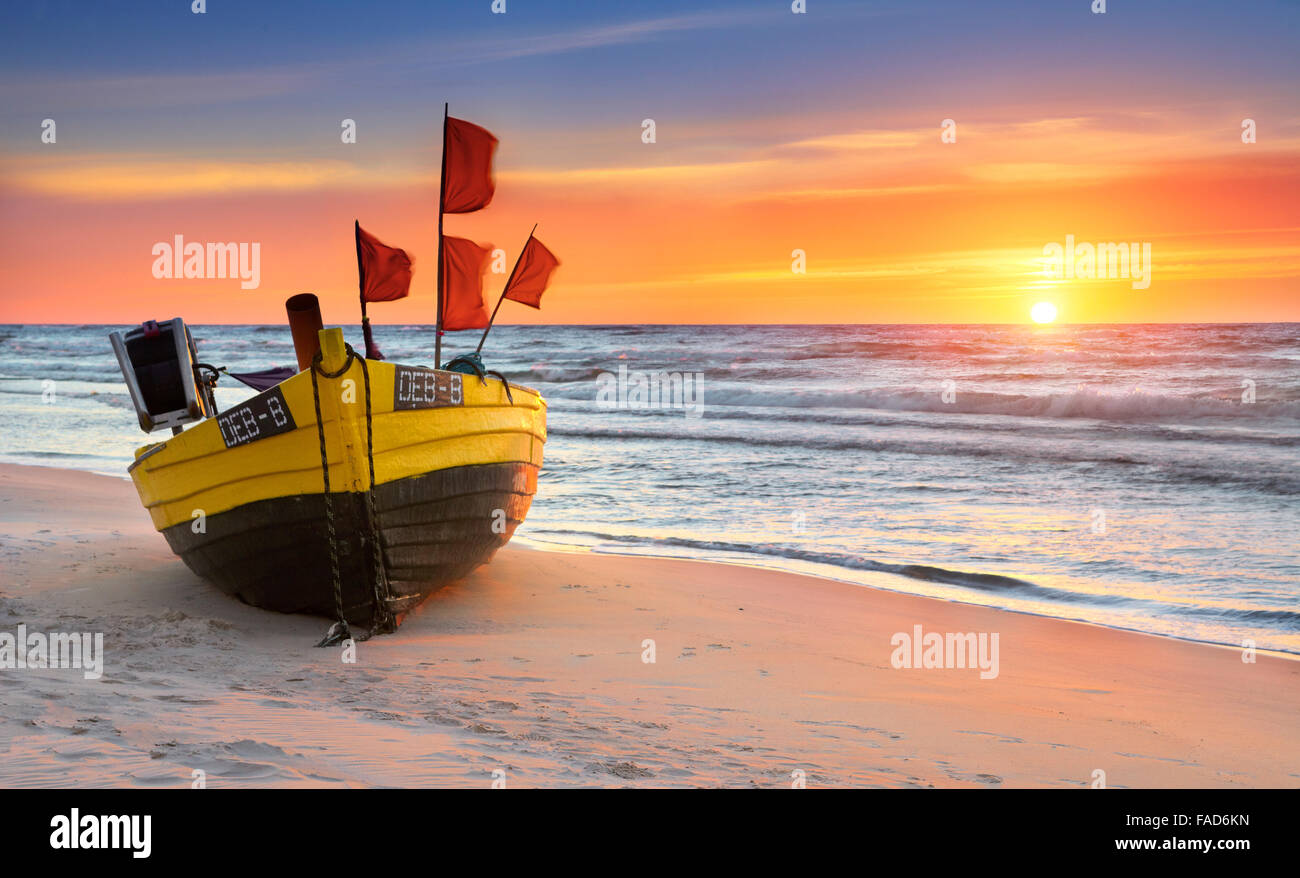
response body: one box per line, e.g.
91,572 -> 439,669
1030,302 -> 1058,324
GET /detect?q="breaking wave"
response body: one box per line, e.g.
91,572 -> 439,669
543,385 -> 1300,422
526,529 -> 1300,636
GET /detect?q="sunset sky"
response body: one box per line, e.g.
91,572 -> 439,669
1,0 -> 1297,325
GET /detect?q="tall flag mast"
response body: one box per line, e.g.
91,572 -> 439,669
435,102 -> 449,369
435,105 -> 498,368
349,108 -> 556,368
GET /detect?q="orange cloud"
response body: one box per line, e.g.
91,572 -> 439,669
1,156 -> 406,200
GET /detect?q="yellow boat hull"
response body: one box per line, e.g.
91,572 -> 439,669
127,349 -> 546,625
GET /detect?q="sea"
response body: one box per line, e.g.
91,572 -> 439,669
2,322 -> 1297,654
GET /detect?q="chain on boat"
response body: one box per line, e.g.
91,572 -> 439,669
309,344 -> 397,646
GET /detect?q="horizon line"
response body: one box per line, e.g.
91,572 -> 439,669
4,321 -> 1298,328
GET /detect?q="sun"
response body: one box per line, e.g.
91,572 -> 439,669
1030,302 -> 1058,324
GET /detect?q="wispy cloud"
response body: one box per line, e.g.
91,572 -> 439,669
500,158 -> 775,186
446,10 -> 756,65
785,130 -> 927,152
0,10 -> 763,115
1,155 -> 388,199
0,69 -> 325,113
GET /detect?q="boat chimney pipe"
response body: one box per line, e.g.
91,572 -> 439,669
286,294 -> 324,372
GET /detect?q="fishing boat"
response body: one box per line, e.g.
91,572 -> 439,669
110,107 -> 560,641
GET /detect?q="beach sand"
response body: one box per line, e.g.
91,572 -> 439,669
0,463 -> 1295,788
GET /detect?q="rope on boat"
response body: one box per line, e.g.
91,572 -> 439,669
444,353 -> 515,405
357,354 -> 397,638
309,353 -> 349,647
310,345 -> 396,647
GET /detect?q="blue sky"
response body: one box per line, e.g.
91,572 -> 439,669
5,0 -> 1297,165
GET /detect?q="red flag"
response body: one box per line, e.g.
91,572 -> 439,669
356,223 -> 413,302
440,236 -> 493,330
441,117 -> 497,214
503,237 -> 560,309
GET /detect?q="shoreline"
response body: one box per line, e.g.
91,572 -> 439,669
1,462 -> 1296,787
514,533 -> 1300,663
8,459 -> 1295,660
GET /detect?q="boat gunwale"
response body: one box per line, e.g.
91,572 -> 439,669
126,363 -> 545,476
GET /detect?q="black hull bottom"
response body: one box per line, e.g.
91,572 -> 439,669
163,462 -> 538,625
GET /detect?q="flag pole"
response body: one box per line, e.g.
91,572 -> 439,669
435,102 -> 449,369
476,223 -> 536,356
355,218 -> 367,323
356,219 -> 381,359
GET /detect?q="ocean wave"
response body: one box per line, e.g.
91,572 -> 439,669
512,365 -> 616,383
543,383 -> 1300,422
546,426 -> 1300,494
550,399 -> 1300,446
783,340 -> 990,359
0,384 -> 139,411
21,449 -> 121,458
528,529 -> 1300,632
728,387 -> 1300,421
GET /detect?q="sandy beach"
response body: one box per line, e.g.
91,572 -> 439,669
0,462 -> 1295,788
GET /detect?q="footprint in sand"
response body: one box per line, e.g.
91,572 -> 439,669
591,761 -> 654,779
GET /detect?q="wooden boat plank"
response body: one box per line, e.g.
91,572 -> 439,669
162,461 -> 537,624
